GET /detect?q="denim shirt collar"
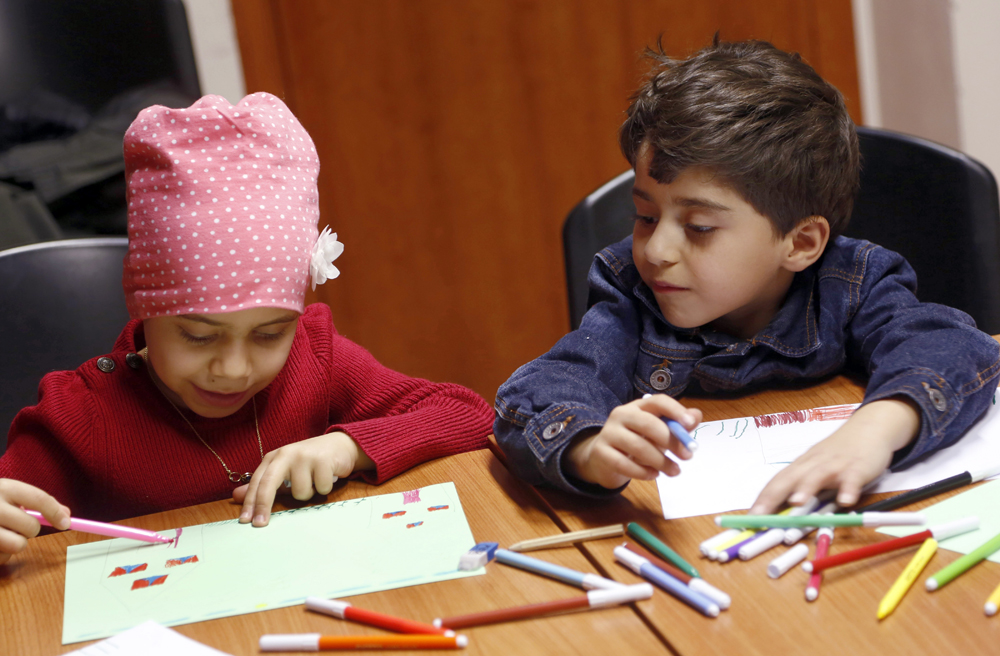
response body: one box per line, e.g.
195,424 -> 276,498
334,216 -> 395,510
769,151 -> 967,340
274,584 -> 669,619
631,261 -> 822,358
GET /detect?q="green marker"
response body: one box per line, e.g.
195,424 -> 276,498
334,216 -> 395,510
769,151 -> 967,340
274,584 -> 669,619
715,512 -> 926,530
926,529 -> 1000,591
626,522 -> 699,579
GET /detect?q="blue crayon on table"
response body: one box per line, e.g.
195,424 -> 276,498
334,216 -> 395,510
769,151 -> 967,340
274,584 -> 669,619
495,549 -> 624,590
641,393 -> 697,452
614,546 -> 719,617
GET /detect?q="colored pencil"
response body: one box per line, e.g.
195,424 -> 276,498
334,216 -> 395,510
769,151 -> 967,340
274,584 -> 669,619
433,584 -> 653,629
803,517 -> 979,574
508,524 -> 624,552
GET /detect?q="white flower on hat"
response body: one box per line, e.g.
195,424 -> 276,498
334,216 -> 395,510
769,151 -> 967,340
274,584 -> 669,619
310,226 -> 344,290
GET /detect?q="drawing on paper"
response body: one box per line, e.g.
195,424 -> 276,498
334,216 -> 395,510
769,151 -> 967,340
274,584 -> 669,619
382,511 -> 406,519
131,575 -> 168,590
427,505 -> 449,512
402,489 -> 421,504
406,522 -> 423,528
753,404 -> 856,428
165,555 -> 199,568
109,563 -> 147,577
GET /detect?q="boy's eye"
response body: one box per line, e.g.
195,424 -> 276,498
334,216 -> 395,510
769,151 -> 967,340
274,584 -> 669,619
631,213 -> 658,226
685,224 -> 716,235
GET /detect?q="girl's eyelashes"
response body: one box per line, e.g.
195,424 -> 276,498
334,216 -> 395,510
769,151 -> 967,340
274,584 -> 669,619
254,330 -> 287,342
631,213 -> 658,226
180,330 -> 215,345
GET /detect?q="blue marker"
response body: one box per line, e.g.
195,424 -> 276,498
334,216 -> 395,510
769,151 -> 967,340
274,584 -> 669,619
642,393 -> 698,452
614,546 -> 719,617
496,549 -> 624,590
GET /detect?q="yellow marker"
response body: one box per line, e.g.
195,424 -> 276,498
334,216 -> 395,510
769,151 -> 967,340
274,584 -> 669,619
709,508 -> 794,559
877,538 -> 937,620
986,580 -> 1000,617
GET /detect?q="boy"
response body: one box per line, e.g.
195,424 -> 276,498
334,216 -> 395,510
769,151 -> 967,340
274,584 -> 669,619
494,38 -> 1000,514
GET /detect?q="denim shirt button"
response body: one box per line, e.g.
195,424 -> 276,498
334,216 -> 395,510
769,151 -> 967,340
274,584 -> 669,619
922,382 -> 947,412
650,368 -> 672,390
542,422 -> 564,440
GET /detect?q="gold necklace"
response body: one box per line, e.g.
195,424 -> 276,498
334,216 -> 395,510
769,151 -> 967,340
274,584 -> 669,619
141,347 -> 264,484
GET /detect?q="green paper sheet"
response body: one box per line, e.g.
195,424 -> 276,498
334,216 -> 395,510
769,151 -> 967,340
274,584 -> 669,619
878,478 -> 1000,563
62,482 -> 482,644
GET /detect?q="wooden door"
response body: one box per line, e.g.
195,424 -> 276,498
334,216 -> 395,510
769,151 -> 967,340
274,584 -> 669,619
231,0 -> 860,401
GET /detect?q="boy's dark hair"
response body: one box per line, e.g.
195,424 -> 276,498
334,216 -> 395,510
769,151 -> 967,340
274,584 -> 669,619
620,37 -> 860,238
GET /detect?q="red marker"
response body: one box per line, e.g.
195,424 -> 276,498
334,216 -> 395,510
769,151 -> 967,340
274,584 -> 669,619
802,517 -> 979,574
305,597 -> 451,636
805,528 -> 833,601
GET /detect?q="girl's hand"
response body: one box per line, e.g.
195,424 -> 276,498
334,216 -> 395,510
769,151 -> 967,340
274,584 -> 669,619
565,394 -> 701,490
233,432 -> 373,527
0,479 -> 71,566
750,398 -> 920,515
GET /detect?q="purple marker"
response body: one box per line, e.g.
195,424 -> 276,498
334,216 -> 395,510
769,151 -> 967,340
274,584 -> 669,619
716,535 -> 758,563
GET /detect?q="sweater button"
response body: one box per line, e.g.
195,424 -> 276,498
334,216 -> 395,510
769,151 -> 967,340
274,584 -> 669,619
96,357 -> 116,373
650,368 -> 672,390
125,352 -> 143,370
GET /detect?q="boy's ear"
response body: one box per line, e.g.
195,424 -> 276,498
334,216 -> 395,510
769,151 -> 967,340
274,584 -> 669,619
782,216 -> 830,272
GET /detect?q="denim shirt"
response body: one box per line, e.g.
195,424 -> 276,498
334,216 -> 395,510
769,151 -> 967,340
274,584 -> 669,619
494,235 -> 1000,497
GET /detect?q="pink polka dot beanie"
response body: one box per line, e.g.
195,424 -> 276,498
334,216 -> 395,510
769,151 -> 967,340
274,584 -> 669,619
122,93 -> 341,320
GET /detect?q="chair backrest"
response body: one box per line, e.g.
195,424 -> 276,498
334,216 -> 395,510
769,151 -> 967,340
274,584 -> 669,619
0,238 -> 130,452
561,126 -> 1000,334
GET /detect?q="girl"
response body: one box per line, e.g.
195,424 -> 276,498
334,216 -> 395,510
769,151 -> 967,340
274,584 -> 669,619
0,93 -> 493,565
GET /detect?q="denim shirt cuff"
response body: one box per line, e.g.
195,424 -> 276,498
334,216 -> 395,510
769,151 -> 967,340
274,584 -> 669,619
523,403 -> 623,497
863,368 -> 959,469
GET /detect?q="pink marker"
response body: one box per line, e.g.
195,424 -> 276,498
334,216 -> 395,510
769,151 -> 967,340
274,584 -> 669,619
25,510 -> 173,545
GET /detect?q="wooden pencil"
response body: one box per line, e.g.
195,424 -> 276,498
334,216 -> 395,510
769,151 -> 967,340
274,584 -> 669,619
508,524 -> 625,552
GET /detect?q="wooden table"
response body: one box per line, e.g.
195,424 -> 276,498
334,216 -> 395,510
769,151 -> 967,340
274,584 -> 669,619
0,449 -> 666,655
530,374 -> 1000,655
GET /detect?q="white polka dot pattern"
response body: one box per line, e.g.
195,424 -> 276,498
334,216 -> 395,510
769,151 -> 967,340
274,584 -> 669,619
122,93 -> 321,319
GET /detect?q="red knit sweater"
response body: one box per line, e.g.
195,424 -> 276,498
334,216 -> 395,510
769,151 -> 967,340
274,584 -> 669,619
0,304 -> 493,521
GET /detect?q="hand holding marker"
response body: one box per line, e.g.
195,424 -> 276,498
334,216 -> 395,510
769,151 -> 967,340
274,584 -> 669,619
642,393 -> 697,453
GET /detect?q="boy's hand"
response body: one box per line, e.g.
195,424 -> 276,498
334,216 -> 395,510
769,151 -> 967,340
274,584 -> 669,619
565,394 -> 701,490
750,398 -> 921,515
233,432 -> 374,527
0,479 -> 71,566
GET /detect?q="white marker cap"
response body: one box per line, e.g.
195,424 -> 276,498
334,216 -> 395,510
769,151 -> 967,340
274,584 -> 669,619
260,634 -> 320,651
738,528 -> 785,561
304,597 -> 350,619
582,573 -> 626,590
767,543 -> 810,579
986,601 -> 998,616
613,545 -> 648,574
929,516 -> 979,540
587,583 -> 654,607
971,463 -> 1000,482
862,512 -> 926,527
689,578 -> 731,610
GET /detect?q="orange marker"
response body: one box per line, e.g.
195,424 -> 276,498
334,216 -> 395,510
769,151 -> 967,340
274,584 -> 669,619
259,634 -> 467,651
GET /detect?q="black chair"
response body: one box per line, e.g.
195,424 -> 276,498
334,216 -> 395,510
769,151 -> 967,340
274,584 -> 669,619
562,126 -> 1000,334
0,238 -> 130,452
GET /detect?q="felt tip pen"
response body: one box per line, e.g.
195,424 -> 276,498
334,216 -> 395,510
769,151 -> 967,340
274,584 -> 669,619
626,522 -> 699,578
495,549 -> 624,590
614,546 -> 720,617
259,634 -> 467,651
642,394 -> 697,452
25,510 -> 173,544
803,517 -> 979,573
985,581 -> 1000,617
783,501 -> 836,545
926,529 -> 1000,591
878,538 -> 937,620
855,463 -> 1000,513
738,503 -> 818,561
805,528 -> 834,602
621,542 -> 731,610
433,584 -> 653,629
716,511 -> 926,530
305,597 -> 452,636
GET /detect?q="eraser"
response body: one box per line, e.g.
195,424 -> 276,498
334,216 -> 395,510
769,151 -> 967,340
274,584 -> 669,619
458,541 -> 499,570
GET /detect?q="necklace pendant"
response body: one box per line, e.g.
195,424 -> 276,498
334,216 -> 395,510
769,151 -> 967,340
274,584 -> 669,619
228,471 -> 242,484
239,472 -> 252,485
